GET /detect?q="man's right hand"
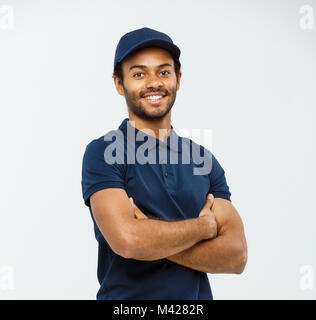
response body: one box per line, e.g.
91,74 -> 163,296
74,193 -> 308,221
198,193 -> 218,239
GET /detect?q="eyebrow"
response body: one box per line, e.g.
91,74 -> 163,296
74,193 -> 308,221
129,63 -> 173,71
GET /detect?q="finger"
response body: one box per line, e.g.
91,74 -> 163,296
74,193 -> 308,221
129,197 -> 135,207
135,206 -> 148,219
135,211 -> 144,219
207,193 -> 214,201
205,193 -> 214,207
135,210 -> 148,219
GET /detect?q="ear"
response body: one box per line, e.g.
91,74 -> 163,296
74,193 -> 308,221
113,75 -> 125,96
176,71 -> 182,91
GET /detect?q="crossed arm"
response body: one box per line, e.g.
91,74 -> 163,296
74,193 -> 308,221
165,198 -> 248,274
130,196 -> 248,274
90,188 -> 248,274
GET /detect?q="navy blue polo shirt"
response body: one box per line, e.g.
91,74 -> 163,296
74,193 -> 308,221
81,118 -> 231,300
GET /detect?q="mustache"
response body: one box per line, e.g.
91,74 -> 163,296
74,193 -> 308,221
140,89 -> 169,97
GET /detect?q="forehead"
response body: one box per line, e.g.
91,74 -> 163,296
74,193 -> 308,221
121,47 -> 174,69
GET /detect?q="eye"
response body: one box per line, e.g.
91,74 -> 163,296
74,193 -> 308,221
133,72 -> 144,78
160,70 -> 170,76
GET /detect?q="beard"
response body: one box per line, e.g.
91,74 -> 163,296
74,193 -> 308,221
122,84 -> 177,120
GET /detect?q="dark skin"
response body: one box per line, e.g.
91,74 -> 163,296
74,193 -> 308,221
130,196 -> 247,274
113,47 -> 181,141
110,47 -> 248,273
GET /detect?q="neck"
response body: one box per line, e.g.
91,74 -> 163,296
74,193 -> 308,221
128,112 -> 172,142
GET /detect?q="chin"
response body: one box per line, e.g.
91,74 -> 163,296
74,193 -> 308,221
153,112 -> 171,120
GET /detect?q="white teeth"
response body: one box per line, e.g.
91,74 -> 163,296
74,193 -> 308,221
144,95 -> 163,100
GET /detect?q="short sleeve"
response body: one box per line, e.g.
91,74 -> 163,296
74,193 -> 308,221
81,139 -> 126,207
209,153 -> 231,201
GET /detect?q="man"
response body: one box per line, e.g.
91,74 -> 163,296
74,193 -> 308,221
81,27 -> 247,300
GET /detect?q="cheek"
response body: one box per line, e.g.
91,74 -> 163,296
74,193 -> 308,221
134,86 -> 147,98
166,78 -> 178,90
124,86 -> 143,99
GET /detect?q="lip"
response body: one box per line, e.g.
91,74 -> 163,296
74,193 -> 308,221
142,95 -> 167,105
143,92 -> 166,98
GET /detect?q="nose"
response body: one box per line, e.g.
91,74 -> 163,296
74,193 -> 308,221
145,73 -> 164,89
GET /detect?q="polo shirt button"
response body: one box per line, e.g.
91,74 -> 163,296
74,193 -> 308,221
165,172 -> 168,177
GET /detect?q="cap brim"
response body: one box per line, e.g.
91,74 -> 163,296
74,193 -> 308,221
117,39 -> 181,65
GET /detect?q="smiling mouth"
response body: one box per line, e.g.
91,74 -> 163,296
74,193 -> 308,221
142,94 -> 167,105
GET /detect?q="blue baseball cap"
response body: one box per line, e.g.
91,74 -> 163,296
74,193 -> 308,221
113,27 -> 181,71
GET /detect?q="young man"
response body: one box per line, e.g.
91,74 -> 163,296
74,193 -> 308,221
81,27 -> 247,300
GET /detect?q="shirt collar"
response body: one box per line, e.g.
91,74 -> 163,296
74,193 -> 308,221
118,118 -> 182,153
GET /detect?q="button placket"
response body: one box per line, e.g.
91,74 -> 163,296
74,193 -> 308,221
159,145 -> 169,182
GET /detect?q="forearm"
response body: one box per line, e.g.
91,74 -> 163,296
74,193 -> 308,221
166,232 -> 247,274
126,216 -> 211,261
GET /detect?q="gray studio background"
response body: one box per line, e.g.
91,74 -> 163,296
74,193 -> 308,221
1,0 -> 315,299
